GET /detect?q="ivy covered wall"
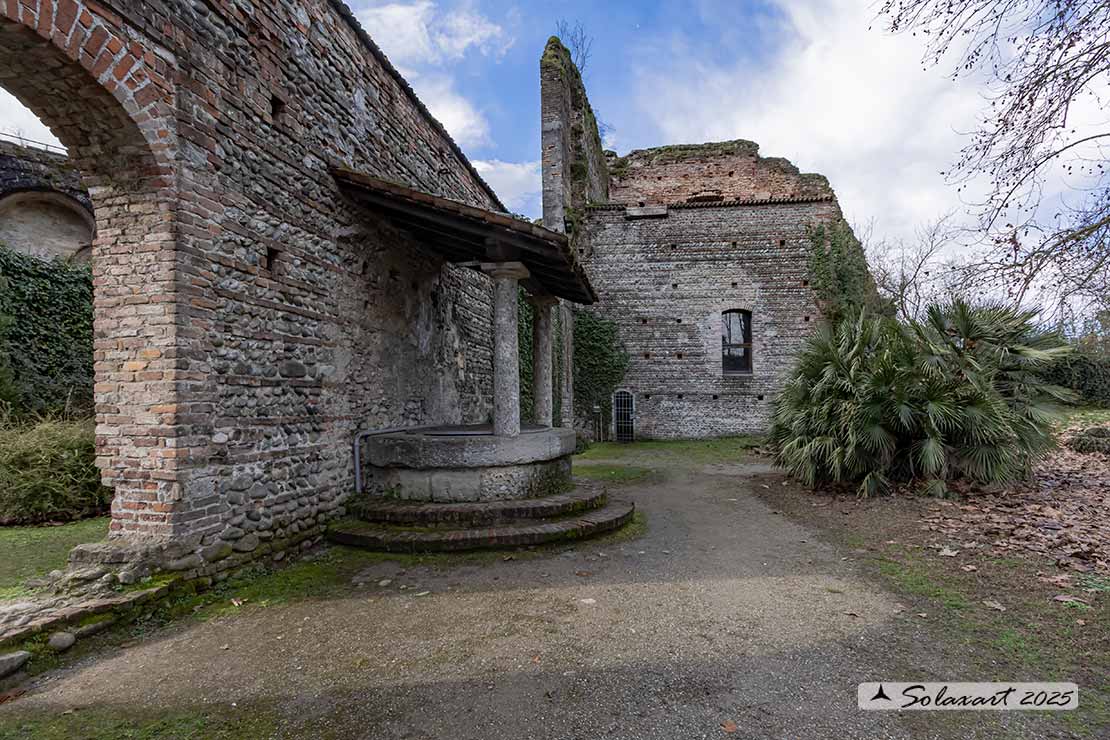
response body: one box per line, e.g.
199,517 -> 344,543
807,220 -> 884,322
0,246 -> 94,417
518,290 -> 628,431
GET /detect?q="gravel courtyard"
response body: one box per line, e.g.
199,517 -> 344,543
0,450 -> 1066,739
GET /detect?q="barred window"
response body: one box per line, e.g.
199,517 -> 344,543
722,309 -> 753,374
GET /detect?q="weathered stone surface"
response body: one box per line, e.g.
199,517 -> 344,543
232,534 -> 260,553
0,651 -> 30,678
202,542 -> 234,563
367,427 -> 575,469
166,555 -> 203,572
47,632 -> 76,652
74,617 -> 116,639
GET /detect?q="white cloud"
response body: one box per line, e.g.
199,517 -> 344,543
472,159 -> 541,216
0,88 -> 63,150
356,1 -> 512,151
410,74 -> 490,148
628,0 -> 988,246
358,0 -> 510,67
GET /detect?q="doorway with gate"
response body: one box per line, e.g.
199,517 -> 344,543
613,389 -> 635,442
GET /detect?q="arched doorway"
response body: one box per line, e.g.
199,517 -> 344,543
0,7 -> 183,539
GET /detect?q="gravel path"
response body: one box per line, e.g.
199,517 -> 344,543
1,455 -> 1057,738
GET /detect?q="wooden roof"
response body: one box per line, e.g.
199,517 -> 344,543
332,168 -> 597,304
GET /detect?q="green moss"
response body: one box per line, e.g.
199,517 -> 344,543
576,436 -> 764,463
0,516 -> 109,599
0,706 -> 278,739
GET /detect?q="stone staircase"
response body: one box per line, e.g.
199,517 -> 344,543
327,483 -> 634,553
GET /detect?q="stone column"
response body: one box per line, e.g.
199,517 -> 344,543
530,295 -> 558,427
558,302 -> 575,428
483,262 -> 530,437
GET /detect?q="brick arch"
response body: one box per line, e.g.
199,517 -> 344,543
0,1 -> 175,180
0,2 -> 187,538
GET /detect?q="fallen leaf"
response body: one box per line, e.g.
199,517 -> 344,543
844,611 -> 860,618
939,547 -> 959,557
982,600 -> 1006,612
575,571 -> 592,578
413,591 -> 431,597
1053,595 -> 1089,605
1076,619 -> 1087,626
916,613 -> 928,618
230,598 -> 244,607
721,720 -> 738,734
961,565 -> 978,572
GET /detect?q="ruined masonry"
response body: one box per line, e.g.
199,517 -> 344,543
540,38 -> 856,440
0,0 -> 635,601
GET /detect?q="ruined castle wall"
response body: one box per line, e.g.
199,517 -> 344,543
608,141 -> 834,206
0,1 -> 500,564
580,199 -> 840,439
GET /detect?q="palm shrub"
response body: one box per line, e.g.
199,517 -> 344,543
771,300 -> 1073,496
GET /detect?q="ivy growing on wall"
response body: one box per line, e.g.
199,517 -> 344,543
572,307 -> 628,423
517,294 -> 627,428
0,246 -> 94,417
807,220 -> 882,322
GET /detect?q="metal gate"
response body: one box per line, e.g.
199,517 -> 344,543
613,390 -> 635,442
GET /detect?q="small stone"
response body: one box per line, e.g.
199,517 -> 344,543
117,570 -> 139,586
228,475 -> 252,492
377,579 -> 392,587
202,541 -> 234,562
212,432 -> 229,444
232,533 -> 260,552
48,632 -> 76,652
75,617 -> 116,639
220,527 -> 246,541
279,360 -> 307,378
0,651 -> 31,679
166,554 -> 203,572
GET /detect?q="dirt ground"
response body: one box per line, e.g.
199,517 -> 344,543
0,445 -> 1097,739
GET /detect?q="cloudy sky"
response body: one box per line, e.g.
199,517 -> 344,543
0,0 -> 1001,246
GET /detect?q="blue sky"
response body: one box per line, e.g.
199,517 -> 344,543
0,1 -> 1010,246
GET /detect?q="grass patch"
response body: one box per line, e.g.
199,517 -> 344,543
0,705 -> 278,739
576,435 -> 763,464
0,516 -> 108,600
573,464 -> 653,484
1061,405 -> 1110,428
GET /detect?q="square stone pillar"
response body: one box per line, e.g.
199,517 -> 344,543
558,301 -> 574,429
482,262 -> 530,437
530,295 -> 558,427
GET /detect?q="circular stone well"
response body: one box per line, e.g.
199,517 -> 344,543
363,425 -> 576,502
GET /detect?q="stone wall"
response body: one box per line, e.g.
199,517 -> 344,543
0,1 -> 501,567
580,199 -> 840,438
0,139 -> 94,260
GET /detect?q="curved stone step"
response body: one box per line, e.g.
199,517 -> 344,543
347,487 -> 608,527
327,500 -> 635,553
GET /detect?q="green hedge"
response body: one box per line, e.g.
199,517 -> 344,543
1041,352 -> 1110,407
0,419 -> 112,525
0,246 -> 95,417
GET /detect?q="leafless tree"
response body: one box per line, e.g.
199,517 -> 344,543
876,1 -> 1110,319
555,20 -> 593,74
866,214 -> 974,320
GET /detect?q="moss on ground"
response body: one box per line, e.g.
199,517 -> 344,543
0,516 -> 109,600
0,706 -> 278,739
576,436 -> 763,464
1061,405 -> 1110,428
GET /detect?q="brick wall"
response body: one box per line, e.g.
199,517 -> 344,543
607,141 -> 834,205
0,1 -> 499,562
580,199 -> 840,439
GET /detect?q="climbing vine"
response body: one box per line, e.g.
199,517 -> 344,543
0,246 -> 94,417
572,308 -> 629,423
807,220 -> 882,323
